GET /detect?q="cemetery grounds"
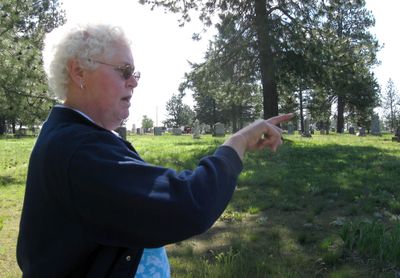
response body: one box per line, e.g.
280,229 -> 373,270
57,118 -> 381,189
1,132 -> 400,277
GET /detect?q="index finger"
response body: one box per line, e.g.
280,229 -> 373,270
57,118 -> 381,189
266,113 -> 294,126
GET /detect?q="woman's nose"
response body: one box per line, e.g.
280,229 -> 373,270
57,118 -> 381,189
127,76 -> 138,88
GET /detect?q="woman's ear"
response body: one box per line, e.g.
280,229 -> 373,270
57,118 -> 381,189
67,58 -> 85,89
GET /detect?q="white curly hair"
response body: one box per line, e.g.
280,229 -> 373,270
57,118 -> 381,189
42,23 -> 131,99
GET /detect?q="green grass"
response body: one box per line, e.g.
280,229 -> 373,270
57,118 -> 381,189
341,221 -> 400,267
0,138 -> 33,277
1,133 -> 400,277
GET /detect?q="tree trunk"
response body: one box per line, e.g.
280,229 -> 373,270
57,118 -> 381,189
0,116 -> 5,135
254,0 -> 278,119
335,16 -> 345,134
390,103 -> 395,132
12,121 -> 16,134
299,88 -> 304,133
231,105 -> 238,133
212,99 -> 217,134
337,95 -> 345,133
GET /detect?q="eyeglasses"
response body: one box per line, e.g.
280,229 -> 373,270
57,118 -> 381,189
90,60 -> 140,81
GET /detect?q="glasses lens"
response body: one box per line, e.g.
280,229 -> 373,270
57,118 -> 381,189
119,65 -> 134,80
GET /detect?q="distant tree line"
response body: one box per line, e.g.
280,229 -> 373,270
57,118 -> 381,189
2,1 -> 397,135
144,0 -> 383,133
382,79 -> 400,132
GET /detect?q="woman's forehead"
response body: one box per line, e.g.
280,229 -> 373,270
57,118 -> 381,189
104,43 -> 134,64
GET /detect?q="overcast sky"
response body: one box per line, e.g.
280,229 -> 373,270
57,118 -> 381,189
61,0 -> 399,128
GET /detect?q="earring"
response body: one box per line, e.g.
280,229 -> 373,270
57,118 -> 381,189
80,80 -> 85,90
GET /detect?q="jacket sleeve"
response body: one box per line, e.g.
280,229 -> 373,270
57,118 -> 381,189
67,132 -> 243,248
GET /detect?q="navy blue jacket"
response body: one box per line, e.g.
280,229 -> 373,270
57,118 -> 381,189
17,107 -> 242,277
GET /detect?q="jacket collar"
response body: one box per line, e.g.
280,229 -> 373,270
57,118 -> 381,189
46,106 -> 138,154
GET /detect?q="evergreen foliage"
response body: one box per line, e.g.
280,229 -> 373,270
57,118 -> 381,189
164,92 -> 195,128
141,0 -> 380,131
0,0 -> 65,134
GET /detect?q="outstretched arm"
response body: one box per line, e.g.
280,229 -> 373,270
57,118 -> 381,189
223,113 -> 294,160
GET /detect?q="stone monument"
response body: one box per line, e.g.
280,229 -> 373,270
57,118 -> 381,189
115,126 -> 127,140
192,120 -> 201,139
370,114 -> 381,135
357,127 -> 366,136
213,123 -> 225,137
172,127 -> 182,135
302,118 -> 312,137
154,127 -> 163,136
287,122 -> 294,135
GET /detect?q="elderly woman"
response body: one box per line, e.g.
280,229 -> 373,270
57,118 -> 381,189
17,23 -> 292,277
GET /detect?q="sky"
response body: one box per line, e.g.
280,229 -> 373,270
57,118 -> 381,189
365,1 -> 400,97
61,0 -> 399,128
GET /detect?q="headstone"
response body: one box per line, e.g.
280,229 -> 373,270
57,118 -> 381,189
357,127 -> 366,136
204,125 -> 211,134
370,115 -> 381,135
192,120 -> 201,139
302,118 -> 312,137
131,124 -> 136,133
172,127 -> 182,136
213,123 -> 225,137
287,122 -> 294,135
331,119 -> 337,131
200,123 -> 206,134
115,126 -> 127,140
15,128 -> 27,138
348,126 -> 355,135
137,128 -> 144,135
320,122 -> 329,135
154,127 -> 163,136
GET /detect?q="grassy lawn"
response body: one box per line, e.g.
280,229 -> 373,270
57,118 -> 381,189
1,133 -> 400,277
0,138 -> 33,277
